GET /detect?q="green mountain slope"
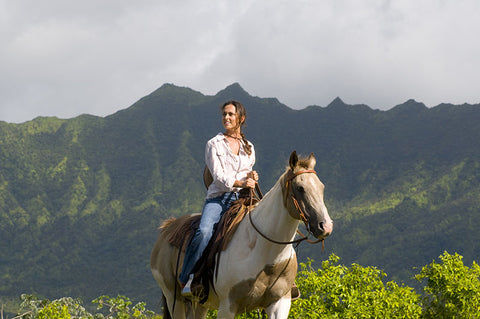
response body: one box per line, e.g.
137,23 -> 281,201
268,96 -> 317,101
1,83 -> 479,308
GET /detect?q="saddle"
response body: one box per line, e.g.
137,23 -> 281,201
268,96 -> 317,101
165,188 -> 259,302
166,166 -> 256,251
165,190 -> 256,252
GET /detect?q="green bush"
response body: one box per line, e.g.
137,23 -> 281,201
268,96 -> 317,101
37,303 -> 71,319
290,254 -> 422,318
6,252 -> 480,318
12,294 -> 158,319
15,294 -> 92,319
416,251 -> 480,318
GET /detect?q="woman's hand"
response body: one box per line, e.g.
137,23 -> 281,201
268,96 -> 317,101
234,171 -> 259,189
243,177 -> 256,189
250,170 -> 259,182
244,171 -> 258,189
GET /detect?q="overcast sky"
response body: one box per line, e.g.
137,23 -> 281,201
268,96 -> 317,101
1,0 -> 479,123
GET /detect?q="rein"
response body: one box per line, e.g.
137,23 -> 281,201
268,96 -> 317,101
247,170 -> 325,247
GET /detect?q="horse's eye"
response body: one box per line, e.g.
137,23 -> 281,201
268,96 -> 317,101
296,186 -> 305,193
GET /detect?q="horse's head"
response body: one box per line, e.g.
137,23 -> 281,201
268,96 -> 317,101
282,151 -> 333,240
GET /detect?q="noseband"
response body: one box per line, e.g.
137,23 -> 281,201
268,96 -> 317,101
248,169 -> 324,246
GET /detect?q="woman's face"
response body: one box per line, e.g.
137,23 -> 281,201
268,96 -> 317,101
222,104 -> 244,132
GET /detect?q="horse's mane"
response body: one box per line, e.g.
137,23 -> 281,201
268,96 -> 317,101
160,214 -> 200,251
279,155 -> 313,184
291,156 -> 312,170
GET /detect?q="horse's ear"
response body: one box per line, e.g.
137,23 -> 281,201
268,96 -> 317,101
307,152 -> 316,169
289,151 -> 298,169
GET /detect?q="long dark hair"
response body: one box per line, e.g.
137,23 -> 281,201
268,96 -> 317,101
221,100 -> 252,155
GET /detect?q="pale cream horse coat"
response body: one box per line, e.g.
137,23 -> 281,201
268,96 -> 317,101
151,151 -> 333,318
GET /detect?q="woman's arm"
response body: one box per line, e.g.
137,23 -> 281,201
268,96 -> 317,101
206,137 -> 258,190
234,143 -> 257,188
205,140 -> 236,189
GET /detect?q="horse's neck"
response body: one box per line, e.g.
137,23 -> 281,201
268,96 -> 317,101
250,180 -> 300,248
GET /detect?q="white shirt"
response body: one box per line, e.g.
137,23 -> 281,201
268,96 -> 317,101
205,133 -> 256,199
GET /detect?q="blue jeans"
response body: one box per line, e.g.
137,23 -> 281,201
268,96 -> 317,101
179,192 -> 239,284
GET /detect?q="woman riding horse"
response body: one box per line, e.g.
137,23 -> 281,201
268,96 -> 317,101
179,100 -> 258,296
151,150 -> 333,318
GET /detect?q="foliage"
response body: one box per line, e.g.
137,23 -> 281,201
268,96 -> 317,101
11,294 -> 159,319
290,254 -> 422,318
15,294 -> 91,319
416,252 -> 480,318
5,252 -> 480,318
37,303 -> 71,319
206,309 -> 269,318
93,295 -> 156,319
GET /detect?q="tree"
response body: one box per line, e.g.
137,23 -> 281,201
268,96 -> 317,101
290,254 -> 422,318
11,294 -> 159,319
416,251 -> 480,318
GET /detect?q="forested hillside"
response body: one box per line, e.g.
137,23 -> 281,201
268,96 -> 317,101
1,83 -> 479,308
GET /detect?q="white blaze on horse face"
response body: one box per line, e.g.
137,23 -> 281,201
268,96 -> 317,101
298,172 -> 333,238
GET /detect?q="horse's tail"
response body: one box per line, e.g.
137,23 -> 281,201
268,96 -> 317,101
162,294 -> 172,319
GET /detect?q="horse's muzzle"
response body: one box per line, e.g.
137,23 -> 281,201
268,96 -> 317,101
312,219 -> 333,239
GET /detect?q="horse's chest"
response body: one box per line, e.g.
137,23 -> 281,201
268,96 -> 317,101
227,258 -> 297,312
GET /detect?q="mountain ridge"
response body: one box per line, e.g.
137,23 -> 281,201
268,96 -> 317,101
3,83 -> 480,125
1,83 -> 479,308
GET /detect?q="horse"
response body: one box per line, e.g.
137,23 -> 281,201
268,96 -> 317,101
150,151 -> 333,318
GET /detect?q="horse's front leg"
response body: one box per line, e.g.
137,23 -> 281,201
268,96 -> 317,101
265,296 -> 291,319
189,301 -> 209,319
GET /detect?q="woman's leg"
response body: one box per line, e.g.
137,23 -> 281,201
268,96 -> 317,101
179,197 -> 222,284
179,192 -> 238,284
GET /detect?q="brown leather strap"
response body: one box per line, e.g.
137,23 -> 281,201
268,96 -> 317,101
247,176 -> 324,246
255,182 -> 263,199
248,188 -> 310,245
285,169 -> 316,183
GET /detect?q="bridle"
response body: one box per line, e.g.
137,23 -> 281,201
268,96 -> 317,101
284,169 -> 317,222
248,169 -> 325,247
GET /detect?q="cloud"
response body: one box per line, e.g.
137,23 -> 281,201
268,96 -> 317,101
220,0 -> 480,108
1,0 -> 479,123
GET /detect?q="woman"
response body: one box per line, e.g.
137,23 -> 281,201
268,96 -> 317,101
179,100 -> 258,296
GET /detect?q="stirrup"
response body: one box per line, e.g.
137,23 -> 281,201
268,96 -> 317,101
181,274 -> 194,297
